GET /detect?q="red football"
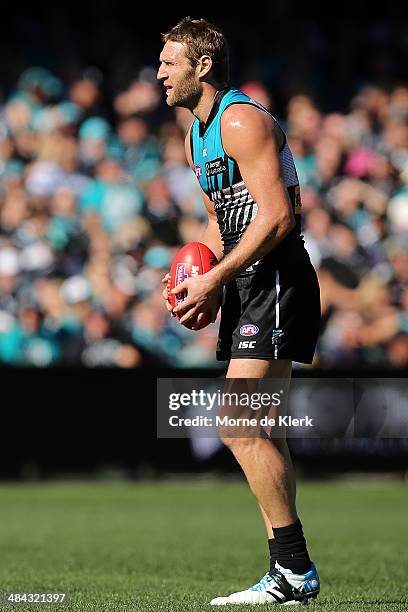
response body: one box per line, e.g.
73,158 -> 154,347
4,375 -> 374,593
168,242 -> 219,330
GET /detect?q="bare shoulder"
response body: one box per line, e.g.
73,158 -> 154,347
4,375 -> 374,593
221,104 -> 276,138
221,104 -> 282,157
223,103 -> 274,126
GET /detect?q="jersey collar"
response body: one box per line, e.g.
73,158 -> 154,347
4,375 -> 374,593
199,87 -> 231,137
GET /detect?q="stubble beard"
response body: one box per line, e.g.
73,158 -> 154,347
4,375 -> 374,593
167,68 -> 201,110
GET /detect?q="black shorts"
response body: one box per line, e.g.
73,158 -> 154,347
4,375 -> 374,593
216,258 -> 321,364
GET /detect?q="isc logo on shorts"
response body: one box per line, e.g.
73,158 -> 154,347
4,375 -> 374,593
240,324 -> 259,336
238,340 -> 256,349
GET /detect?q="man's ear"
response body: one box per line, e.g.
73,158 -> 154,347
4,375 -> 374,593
197,55 -> 213,79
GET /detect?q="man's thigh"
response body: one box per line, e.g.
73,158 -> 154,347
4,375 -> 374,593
218,359 -> 292,440
226,358 -> 292,379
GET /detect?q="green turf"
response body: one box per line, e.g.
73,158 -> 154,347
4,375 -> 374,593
0,479 -> 407,611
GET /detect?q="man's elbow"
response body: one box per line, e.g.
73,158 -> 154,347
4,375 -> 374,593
272,211 -> 296,238
283,213 -> 296,235
257,209 -> 295,240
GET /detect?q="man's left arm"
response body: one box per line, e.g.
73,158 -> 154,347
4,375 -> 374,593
172,104 -> 295,324
207,104 -> 295,286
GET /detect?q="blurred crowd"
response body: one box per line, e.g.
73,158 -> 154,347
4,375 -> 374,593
0,65 -> 407,369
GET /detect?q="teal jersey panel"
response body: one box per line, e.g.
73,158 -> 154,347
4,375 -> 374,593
191,89 -> 261,195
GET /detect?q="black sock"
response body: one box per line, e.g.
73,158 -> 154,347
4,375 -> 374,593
268,538 -> 278,573
273,518 -> 311,574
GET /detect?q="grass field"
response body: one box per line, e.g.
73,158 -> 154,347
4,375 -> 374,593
0,480 -> 407,611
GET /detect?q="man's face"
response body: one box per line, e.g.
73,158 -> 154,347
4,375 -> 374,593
157,41 -> 200,108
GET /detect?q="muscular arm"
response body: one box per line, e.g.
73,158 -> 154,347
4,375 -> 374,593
206,104 -> 295,286
171,108 -> 294,324
184,129 -> 224,262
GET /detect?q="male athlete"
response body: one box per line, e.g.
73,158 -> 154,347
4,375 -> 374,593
158,17 -> 321,605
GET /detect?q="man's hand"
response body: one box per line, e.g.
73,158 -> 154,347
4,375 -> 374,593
171,272 -> 222,327
161,272 -> 175,316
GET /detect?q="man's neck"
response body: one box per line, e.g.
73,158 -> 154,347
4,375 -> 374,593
191,84 -> 221,125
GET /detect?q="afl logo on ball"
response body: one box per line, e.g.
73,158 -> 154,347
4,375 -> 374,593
175,263 -> 188,304
240,324 -> 259,337
175,263 -> 187,285
194,164 -> 202,179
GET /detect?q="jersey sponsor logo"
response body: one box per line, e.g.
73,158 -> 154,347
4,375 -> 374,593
240,324 -> 259,337
175,263 -> 188,304
205,157 -> 227,177
271,329 -> 284,345
194,164 -> 202,179
238,340 -> 256,349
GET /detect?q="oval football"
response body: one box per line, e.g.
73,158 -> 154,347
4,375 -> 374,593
168,242 -> 219,330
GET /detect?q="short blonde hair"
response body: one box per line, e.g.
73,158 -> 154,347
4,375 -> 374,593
162,17 -> 229,86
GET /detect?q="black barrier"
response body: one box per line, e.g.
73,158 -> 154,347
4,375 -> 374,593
0,367 -> 407,479
156,377 -> 408,439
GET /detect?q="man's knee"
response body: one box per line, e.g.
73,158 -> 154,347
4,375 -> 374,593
220,434 -> 266,454
220,433 -> 288,454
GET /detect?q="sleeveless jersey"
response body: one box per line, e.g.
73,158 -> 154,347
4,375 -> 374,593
190,88 -> 307,275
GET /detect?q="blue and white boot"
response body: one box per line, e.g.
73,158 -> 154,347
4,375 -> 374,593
210,562 -> 320,605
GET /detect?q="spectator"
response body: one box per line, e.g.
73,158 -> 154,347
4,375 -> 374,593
0,57 -> 408,371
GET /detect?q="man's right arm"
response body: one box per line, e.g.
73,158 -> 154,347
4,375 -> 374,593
184,128 -> 224,262
161,128 -> 224,313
